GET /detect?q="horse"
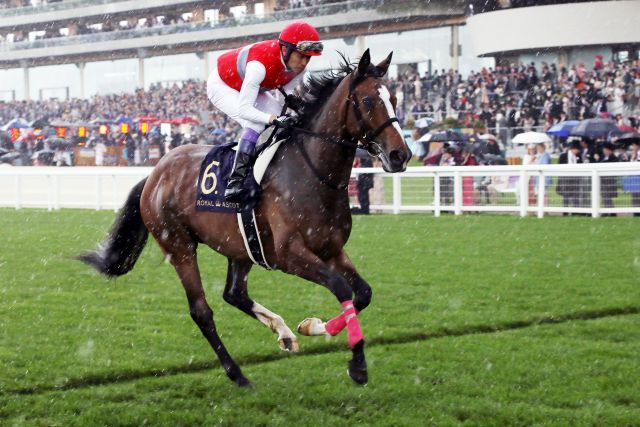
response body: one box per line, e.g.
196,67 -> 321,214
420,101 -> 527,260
78,49 -> 411,387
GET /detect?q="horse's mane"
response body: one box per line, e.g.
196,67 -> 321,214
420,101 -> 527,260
296,54 -> 355,127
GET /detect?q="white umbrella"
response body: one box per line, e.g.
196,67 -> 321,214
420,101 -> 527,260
512,131 -> 552,145
479,133 -> 497,141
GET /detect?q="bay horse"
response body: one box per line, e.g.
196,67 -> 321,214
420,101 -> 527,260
79,49 -> 411,387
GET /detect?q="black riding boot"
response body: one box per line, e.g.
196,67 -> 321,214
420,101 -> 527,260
225,150 -> 254,203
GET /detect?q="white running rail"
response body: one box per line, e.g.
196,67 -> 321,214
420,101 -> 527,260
1,163 -> 639,217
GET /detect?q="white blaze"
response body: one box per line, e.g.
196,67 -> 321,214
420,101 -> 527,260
377,85 -> 405,138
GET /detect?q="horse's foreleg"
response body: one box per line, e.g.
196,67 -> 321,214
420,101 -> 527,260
298,251 -> 372,337
172,254 -> 250,387
222,258 -> 298,353
281,241 -> 367,384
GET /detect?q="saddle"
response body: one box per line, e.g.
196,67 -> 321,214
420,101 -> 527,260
195,128 -> 289,269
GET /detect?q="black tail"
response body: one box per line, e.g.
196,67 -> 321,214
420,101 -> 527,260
77,178 -> 149,277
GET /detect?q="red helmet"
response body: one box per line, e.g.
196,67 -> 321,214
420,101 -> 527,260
279,21 -> 323,56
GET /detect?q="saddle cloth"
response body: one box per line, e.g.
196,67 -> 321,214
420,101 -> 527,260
195,132 -> 285,268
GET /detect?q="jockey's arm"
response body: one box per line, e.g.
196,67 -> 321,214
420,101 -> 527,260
238,61 -> 276,125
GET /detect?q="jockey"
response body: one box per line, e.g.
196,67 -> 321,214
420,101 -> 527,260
206,20 -> 323,202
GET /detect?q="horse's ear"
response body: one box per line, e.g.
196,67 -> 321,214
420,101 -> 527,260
376,51 -> 393,75
356,49 -> 371,76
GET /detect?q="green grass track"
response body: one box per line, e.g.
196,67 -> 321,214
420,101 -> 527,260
1,210 -> 639,425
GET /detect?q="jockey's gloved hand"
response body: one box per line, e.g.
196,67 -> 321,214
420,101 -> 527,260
272,115 -> 296,129
284,94 -> 304,112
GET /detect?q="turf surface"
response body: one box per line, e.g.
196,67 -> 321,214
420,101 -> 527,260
1,209 -> 639,425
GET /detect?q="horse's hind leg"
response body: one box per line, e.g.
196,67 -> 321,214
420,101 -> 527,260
223,258 -> 298,353
164,240 -> 250,387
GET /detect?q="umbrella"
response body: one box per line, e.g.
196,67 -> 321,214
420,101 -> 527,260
1,118 -> 29,131
46,137 -> 73,149
0,152 -> 20,164
479,133 -> 497,142
29,118 -> 50,129
0,130 -> 11,145
0,147 -> 8,156
571,118 -> 621,140
546,120 -> 580,137
137,116 -> 160,123
483,154 -> 507,165
414,117 -> 433,129
49,119 -> 74,128
429,130 -> 464,142
31,149 -> 55,165
512,131 -> 552,145
211,128 -> 226,135
114,115 -> 134,125
90,117 -> 114,125
615,132 -> 640,147
171,117 -> 200,125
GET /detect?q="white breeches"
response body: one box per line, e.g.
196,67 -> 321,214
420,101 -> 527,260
206,67 -> 283,133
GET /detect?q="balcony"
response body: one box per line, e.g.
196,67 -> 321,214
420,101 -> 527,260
0,0 -> 466,68
0,0 -> 203,28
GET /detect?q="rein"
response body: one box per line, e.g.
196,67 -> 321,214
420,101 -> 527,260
276,73 -> 398,190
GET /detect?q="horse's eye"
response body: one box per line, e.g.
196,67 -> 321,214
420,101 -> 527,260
362,96 -> 374,110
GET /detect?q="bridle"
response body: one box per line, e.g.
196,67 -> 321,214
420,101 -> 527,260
275,70 -> 399,190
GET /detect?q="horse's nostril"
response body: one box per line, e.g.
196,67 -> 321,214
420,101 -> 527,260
389,150 -> 407,165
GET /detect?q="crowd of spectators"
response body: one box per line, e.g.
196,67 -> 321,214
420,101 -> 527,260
1,58 -> 639,167
391,57 -> 639,133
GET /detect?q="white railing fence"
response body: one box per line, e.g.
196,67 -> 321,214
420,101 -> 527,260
1,163 -> 639,217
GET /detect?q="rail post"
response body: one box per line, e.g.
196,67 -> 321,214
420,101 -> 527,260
392,173 -> 401,214
537,170 -> 545,218
519,169 -> 527,217
591,170 -> 600,218
434,172 -> 440,217
453,171 -> 462,215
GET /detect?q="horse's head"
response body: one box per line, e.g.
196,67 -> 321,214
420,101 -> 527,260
343,49 -> 412,172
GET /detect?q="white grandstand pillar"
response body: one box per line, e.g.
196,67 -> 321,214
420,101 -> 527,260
355,35 -> 366,57
20,60 -> 30,101
137,49 -> 146,90
77,62 -> 86,99
203,52 -> 211,80
450,25 -> 460,72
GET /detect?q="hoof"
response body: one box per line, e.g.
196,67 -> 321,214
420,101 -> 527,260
348,340 -> 368,385
278,337 -> 299,353
235,376 -> 253,388
297,317 -> 326,336
348,361 -> 368,385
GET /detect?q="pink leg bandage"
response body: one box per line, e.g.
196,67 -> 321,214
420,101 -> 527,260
326,300 -> 363,348
324,304 -> 360,336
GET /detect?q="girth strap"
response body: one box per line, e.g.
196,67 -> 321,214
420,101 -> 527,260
237,210 -> 271,269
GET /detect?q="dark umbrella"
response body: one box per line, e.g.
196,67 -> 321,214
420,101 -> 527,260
46,137 -> 73,149
547,120 -> 580,137
2,118 -> 29,131
0,152 -> 20,164
615,132 -> 640,148
482,154 -> 508,165
429,130 -> 464,142
29,118 -> 50,129
114,115 -> 134,125
31,149 -> 56,165
571,118 -> 622,140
